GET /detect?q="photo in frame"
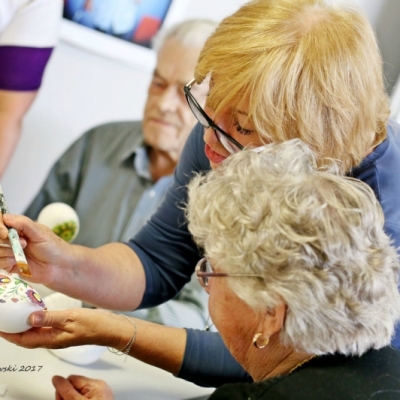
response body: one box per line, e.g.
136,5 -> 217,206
60,0 -> 189,70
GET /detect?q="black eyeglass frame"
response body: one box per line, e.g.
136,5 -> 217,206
184,78 -> 244,153
195,258 -> 263,288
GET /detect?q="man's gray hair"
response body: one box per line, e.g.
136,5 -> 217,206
186,139 -> 400,356
152,19 -> 217,53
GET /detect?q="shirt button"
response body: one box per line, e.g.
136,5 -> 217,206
149,190 -> 156,198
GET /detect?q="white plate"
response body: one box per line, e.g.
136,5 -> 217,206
44,293 -> 106,365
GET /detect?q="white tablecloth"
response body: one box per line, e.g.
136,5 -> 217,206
0,329 -> 214,399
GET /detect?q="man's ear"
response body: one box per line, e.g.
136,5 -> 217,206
259,303 -> 287,337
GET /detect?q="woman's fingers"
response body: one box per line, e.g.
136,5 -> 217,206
52,375 -> 114,400
52,375 -> 86,400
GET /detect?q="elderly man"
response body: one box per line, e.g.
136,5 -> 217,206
24,18 -> 217,329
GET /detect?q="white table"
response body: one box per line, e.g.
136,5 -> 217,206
0,330 -> 214,400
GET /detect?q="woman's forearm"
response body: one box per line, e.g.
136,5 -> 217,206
118,317 -> 187,375
0,309 -> 186,376
49,243 -> 147,311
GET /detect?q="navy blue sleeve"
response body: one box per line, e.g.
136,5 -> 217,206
351,120 -> 400,349
127,123 -> 211,308
177,329 -> 252,387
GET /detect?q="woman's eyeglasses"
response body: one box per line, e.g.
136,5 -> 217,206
184,78 -> 244,154
195,258 -> 262,288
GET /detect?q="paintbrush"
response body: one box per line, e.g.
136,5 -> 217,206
0,185 -> 31,276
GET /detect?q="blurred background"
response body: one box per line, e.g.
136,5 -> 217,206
3,0 -> 400,213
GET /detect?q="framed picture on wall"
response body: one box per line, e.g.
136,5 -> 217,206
60,0 -> 189,70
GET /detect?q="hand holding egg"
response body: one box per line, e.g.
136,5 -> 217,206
0,270 -> 45,333
37,203 -> 80,243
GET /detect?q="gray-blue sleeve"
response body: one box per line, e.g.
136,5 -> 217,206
177,329 -> 252,387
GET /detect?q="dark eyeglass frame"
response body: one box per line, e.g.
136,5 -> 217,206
195,257 -> 262,288
184,78 -> 244,154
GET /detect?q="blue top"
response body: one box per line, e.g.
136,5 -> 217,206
128,121 -> 400,386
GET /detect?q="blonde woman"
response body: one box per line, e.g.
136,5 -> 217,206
0,0 -> 399,389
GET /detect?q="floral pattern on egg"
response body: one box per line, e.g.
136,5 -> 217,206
26,289 -> 45,307
0,275 -> 45,308
0,275 -> 11,285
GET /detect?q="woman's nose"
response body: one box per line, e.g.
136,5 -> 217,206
203,126 -> 219,145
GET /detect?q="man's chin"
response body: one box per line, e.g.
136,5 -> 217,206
143,126 -> 179,143
144,140 -> 178,157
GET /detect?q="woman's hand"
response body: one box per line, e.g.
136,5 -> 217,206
53,375 -> 113,400
0,308 -> 128,350
0,213 -> 72,285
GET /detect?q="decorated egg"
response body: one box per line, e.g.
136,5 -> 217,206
37,202 -> 80,243
0,270 -> 45,333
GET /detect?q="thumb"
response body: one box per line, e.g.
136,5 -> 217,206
30,310 -> 72,328
3,214 -> 42,242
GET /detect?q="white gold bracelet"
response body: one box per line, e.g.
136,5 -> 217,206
107,315 -> 137,361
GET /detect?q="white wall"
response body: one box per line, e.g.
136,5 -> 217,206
2,0 -> 390,213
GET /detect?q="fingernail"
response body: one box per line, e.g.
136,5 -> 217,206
4,214 -> 14,223
31,314 -> 42,326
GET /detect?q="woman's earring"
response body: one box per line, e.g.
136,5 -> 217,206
252,332 -> 269,349
205,315 -> 214,331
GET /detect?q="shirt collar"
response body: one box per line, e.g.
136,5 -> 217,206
115,123 -> 152,180
134,145 -> 152,180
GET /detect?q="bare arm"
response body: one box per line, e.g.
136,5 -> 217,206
0,90 -> 37,177
0,308 -> 186,375
0,213 -> 146,311
53,242 -> 146,310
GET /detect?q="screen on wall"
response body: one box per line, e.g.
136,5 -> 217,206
60,0 -> 188,70
63,0 -> 173,49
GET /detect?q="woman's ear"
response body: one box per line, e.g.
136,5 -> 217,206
259,303 -> 287,336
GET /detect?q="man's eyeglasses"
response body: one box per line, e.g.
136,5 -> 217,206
195,258 -> 263,288
184,78 -> 244,154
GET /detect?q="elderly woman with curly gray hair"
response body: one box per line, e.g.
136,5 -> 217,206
186,139 -> 400,399
2,139 -> 400,399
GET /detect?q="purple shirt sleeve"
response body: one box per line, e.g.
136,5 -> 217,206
0,45 -> 53,91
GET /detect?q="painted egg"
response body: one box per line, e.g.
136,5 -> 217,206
37,202 -> 80,243
0,270 -> 45,333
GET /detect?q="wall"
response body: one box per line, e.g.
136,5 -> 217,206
374,0 -> 400,94
2,0 -> 393,213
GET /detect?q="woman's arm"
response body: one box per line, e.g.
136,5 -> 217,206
0,307 -> 251,387
0,308 -> 186,375
0,90 -> 37,177
0,214 -> 146,310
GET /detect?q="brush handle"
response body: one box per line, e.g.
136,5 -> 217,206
0,186 -> 31,276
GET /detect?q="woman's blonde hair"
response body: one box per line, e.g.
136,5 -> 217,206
195,0 -> 390,172
187,140 -> 400,356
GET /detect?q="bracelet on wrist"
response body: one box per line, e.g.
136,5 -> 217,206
107,315 -> 137,362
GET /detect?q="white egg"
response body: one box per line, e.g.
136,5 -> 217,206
37,202 -> 80,243
0,270 -> 46,333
